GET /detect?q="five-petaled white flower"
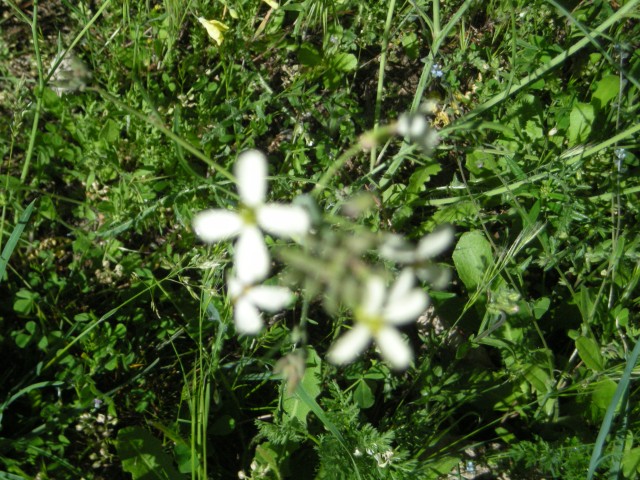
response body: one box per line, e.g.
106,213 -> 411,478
228,276 -> 293,334
327,269 -> 428,370
193,150 -> 311,284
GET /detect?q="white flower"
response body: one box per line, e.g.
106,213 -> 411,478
228,276 -> 293,334
193,150 -> 311,283
327,269 -> 428,370
380,226 -> 454,264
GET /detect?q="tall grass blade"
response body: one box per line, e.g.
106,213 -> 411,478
0,199 -> 36,286
587,335 -> 640,479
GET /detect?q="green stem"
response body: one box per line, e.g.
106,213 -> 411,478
21,0 -> 44,183
371,0 -> 396,171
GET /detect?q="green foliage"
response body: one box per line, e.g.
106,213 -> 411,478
1,0 -> 639,478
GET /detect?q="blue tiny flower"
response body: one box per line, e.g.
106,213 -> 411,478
430,63 -> 444,78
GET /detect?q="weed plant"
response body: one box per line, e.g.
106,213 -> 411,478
1,0 -> 639,479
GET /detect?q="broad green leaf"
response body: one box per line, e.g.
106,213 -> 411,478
568,102 -> 594,144
283,347 -> 321,425
591,75 -> 620,110
591,378 -> 617,412
622,447 -> 640,478
332,52 -> 357,72
116,426 -> 183,480
353,379 -> 374,409
452,230 -> 493,291
576,336 -> 605,372
532,297 -> 551,320
465,150 -> 498,176
524,365 -> 550,394
298,43 -> 321,67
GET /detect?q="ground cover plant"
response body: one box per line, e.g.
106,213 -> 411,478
1,0 -> 639,478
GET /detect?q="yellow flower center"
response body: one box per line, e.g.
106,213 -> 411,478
355,307 -> 384,334
239,205 -> 257,225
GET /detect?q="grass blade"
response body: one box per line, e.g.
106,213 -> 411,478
0,199 -> 36,285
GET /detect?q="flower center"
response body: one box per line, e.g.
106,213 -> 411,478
239,205 -> 257,225
355,307 -> 384,334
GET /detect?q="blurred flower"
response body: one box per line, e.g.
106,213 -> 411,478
49,53 -> 91,96
327,269 -> 428,369
396,112 -> 439,152
198,17 -> 229,46
381,226 -> 453,262
193,150 -> 311,283
228,276 -> 293,334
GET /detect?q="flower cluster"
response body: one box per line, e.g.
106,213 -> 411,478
193,150 -> 310,334
193,122 -> 452,369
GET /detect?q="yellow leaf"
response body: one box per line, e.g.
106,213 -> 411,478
262,0 -> 279,9
197,17 -> 229,46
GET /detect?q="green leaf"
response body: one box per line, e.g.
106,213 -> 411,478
576,336 -> 605,372
331,52 -> 357,72
283,347 -> 321,425
0,199 -> 36,285
465,150 -> 498,176
622,447 -> 640,478
452,230 -> 493,291
591,75 -> 620,110
591,378 -> 617,411
298,43 -> 321,67
532,297 -> 551,320
568,102 -> 594,144
407,163 -> 441,194
116,426 -> 184,480
353,380 -> 374,409
524,365 -> 550,394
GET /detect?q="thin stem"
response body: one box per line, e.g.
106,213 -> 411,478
371,0 -> 396,172
21,1 -> 44,183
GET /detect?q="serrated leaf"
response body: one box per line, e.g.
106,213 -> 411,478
452,230 -> 493,292
576,336 -> 604,372
407,163 -> 441,194
116,426 -> 183,480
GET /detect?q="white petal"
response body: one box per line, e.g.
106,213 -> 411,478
247,285 -> 292,312
384,288 -> 428,325
416,226 -> 454,260
235,150 -> 267,207
375,327 -> 412,370
234,298 -> 263,334
362,276 -> 386,317
227,275 -> 246,299
192,209 -> 242,243
326,324 -> 371,366
379,234 -> 416,263
387,268 -> 415,305
235,226 -> 270,283
257,204 -> 310,237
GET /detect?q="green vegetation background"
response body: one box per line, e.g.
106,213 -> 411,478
1,0 -> 639,478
